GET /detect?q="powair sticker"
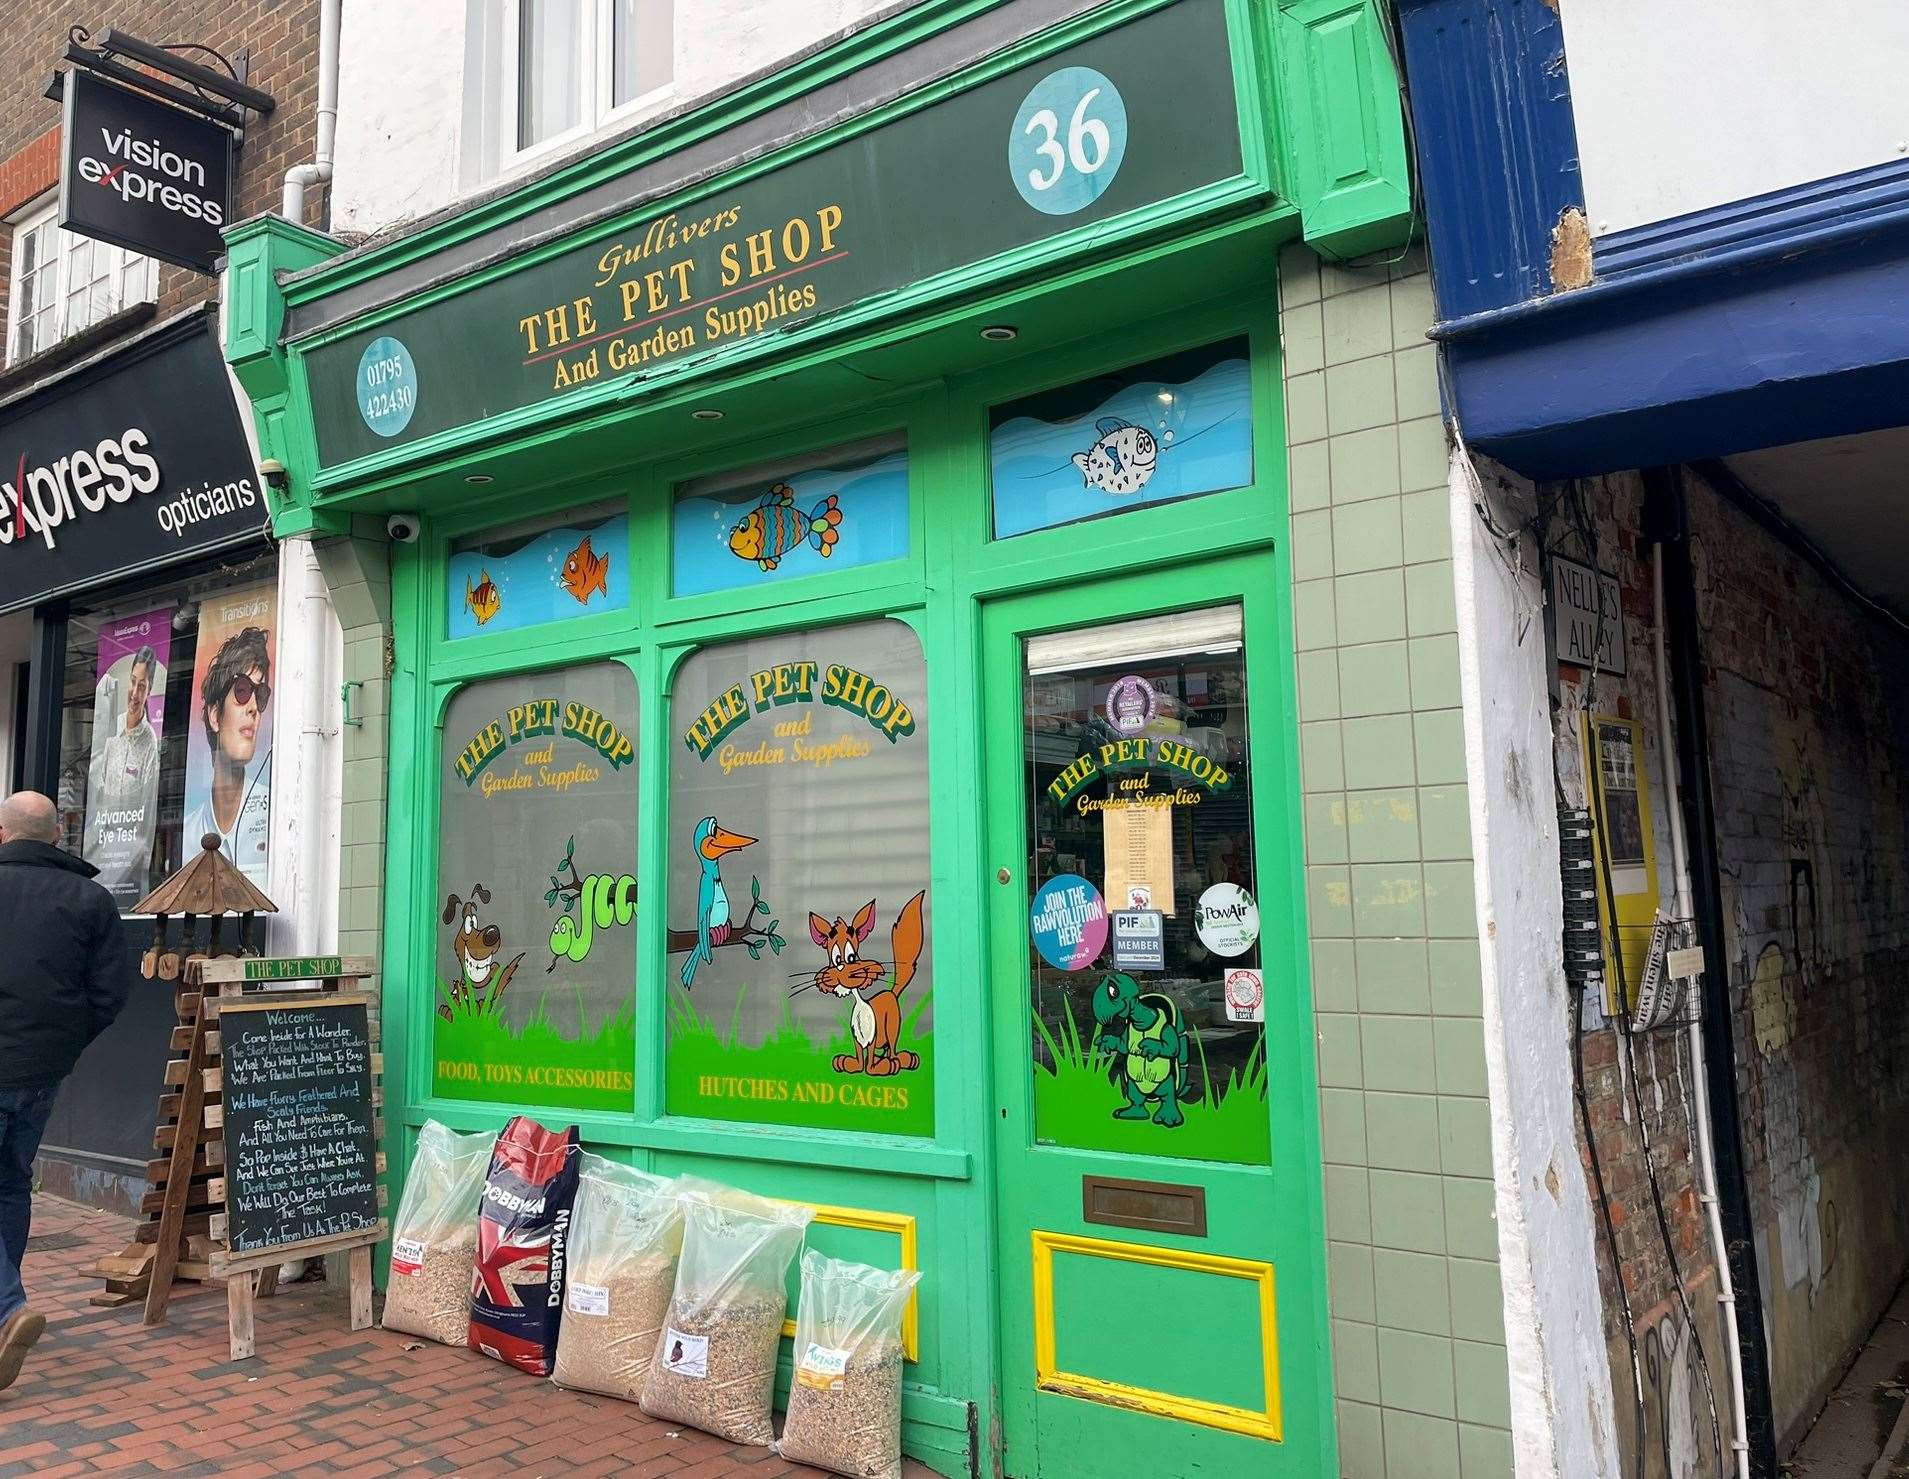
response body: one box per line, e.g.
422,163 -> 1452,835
1196,882 -> 1260,958
1224,968 -> 1264,1023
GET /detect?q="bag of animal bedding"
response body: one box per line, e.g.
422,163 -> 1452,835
775,1253 -> 921,1479
549,1155 -> 684,1403
467,1114 -> 582,1376
639,1185 -> 813,1445
381,1120 -> 495,1346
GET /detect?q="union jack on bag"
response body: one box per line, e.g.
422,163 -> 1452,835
468,1115 -> 581,1375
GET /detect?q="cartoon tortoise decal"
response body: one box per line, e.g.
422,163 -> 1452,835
1089,970 -> 1189,1127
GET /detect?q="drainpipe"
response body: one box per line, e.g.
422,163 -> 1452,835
1644,464 -> 1778,1477
282,0 -> 341,222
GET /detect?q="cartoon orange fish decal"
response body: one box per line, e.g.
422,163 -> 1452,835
465,570 -> 501,625
560,535 -> 610,604
726,484 -> 843,572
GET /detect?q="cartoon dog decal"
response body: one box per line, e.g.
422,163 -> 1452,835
801,890 -> 927,1076
440,884 -> 525,1020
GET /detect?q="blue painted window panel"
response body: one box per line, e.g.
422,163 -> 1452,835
989,338 -> 1253,540
448,506 -> 631,639
672,436 -> 909,598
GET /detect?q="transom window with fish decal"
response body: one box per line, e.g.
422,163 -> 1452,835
447,501 -> 632,639
989,337 -> 1252,540
664,617 -> 934,1137
671,434 -> 909,598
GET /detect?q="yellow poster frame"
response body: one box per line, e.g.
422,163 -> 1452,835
1582,712 -> 1661,1012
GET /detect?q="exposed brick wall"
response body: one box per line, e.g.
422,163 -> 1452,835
1547,467 -> 1909,1468
0,0 -> 321,359
1546,471 -> 1724,1479
1687,472 -> 1909,1447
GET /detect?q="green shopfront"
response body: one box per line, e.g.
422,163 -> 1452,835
223,1 -> 1411,1472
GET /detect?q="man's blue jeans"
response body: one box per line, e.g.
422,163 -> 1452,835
0,1086 -> 58,1324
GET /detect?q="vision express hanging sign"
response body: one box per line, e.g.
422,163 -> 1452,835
303,0 -> 1242,469
59,71 -> 234,275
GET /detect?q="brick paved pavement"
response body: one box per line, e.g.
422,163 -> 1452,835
0,1195 -> 938,1477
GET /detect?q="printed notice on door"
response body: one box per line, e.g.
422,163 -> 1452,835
1102,801 -> 1175,915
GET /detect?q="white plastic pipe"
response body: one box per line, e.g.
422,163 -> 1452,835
1654,542 -> 1749,1479
282,0 -> 341,221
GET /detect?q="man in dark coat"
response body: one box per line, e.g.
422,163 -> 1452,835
0,791 -> 131,1389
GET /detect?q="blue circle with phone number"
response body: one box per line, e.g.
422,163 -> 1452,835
356,335 -> 418,437
1009,66 -> 1129,215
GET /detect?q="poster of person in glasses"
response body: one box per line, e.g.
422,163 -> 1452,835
83,610 -> 171,907
182,583 -> 277,889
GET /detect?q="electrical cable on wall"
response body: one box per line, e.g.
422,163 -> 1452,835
1546,475 -> 1724,1478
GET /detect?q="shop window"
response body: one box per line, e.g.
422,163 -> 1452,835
447,503 -> 630,639
434,663 -> 640,1111
55,555 -> 278,909
1023,605 -> 1269,1165
464,0 -> 674,183
990,338 -> 1252,540
6,197 -> 158,366
671,436 -> 908,599
666,618 -> 933,1137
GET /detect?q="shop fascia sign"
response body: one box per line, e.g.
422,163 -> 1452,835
300,0 -> 1248,471
0,321 -> 261,614
59,70 -> 235,274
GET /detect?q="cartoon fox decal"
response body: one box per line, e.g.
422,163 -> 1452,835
802,889 -> 927,1076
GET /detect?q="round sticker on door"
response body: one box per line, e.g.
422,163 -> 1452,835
1224,968 -> 1265,1024
1196,882 -> 1260,957
1008,66 -> 1129,215
1104,674 -> 1157,735
356,335 -> 418,437
1030,873 -> 1108,971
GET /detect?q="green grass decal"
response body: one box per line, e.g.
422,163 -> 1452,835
1032,996 -> 1269,1163
433,981 -> 636,1112
665,979 -> 935,1138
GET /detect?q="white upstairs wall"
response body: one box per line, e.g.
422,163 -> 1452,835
331,0 -> 913,239
1561,0 -> 1909,237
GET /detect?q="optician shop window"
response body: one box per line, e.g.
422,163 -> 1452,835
53,551 -> 278,911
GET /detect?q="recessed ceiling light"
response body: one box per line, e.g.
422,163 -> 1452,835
692,408 -> 725,421
465,474 -> 494,485
980,325 -> 1018,342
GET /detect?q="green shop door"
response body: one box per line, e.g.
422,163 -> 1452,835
982,558 -> 1330,1477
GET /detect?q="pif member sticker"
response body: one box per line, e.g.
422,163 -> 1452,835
1225,968 -> 1265,1023
796,1343 -> 851,1391
662,1328 -> 709,1378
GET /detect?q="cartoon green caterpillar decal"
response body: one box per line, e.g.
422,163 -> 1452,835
543,833 -> 636,969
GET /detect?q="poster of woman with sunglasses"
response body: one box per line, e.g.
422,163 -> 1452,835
182,583 -> 277,890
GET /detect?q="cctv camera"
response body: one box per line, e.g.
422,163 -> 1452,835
386,514 -> 421,544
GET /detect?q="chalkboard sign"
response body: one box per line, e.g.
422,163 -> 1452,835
218,997 -> 381,1255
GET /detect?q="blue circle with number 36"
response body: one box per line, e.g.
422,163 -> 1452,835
1009,66 -> 1128,215
356,335 -> 418,438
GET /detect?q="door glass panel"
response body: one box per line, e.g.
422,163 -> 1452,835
1023,604 -> 1269,1165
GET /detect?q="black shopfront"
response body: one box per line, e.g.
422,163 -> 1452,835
1,308 -> 271,1209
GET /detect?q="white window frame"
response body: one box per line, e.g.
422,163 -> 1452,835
5,195 -> 158,368
491,0 -> 675,178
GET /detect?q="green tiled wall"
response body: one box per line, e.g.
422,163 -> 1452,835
1281,244 -> 1512,1478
